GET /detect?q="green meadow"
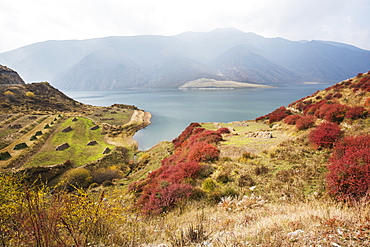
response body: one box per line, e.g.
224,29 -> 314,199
26,117 -> 115,167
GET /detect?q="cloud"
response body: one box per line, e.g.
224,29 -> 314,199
0,0 -> 369,52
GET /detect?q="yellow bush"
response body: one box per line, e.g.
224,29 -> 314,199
25,91 -> 35,98
3,90 -> 14,95
58,168 -> 92,190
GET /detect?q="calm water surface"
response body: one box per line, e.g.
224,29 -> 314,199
63,84 -> 331,150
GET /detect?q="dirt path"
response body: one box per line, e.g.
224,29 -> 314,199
0,115 -> 57,167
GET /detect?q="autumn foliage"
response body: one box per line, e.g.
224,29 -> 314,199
130,123 -> 227,214
326,135 -> 370,202
255,106 -> 291,123
308,122 -> 342,148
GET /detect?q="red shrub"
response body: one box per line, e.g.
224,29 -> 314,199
326,135 -> 370,202
130,122 -> 223,214
308,122 -> 342,148
172,123 -> 201,148
315,103 -> 349,123
284,115 -> 302,125
188,129 -> 223,144
217,127 -> 231,134
256,106 -> 291,123
188,141 -> 219,163
345,106 -> 368,120
142,183 -> 194,214
295,115 -> 316,130
159,161 -> 201,183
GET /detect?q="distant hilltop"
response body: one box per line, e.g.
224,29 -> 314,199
0,65 -> 25,85
0,28 -> 370,90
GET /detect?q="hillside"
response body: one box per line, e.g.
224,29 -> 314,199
1,28 -> 370,89
0,70 -> 151,182
1,71 -> 370,246
0,65 -> 25,85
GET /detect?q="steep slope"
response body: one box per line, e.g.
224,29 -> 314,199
0,65 -> 25,85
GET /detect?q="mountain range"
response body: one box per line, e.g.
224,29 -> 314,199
0,28 -> 369,90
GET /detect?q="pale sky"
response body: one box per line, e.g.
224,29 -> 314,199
1,0 -> 369,53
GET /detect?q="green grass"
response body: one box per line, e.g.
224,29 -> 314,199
26,117 -> 115,167
87,107 -> 134,125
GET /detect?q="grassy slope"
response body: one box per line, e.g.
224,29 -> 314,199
104,72 -> 370,245
26,117 -> 115,167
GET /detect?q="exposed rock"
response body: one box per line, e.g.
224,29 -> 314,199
55,143 -> 70,151
90,125 -> 99,130
245,131 -> 273,139
72,117 -> 78,121
87,140 -> 98,146
230,121 -> 249,127
62,126 -> 73,132
102,147 -> 111,154
228,127 -> 235,132
0,65 -> 25,85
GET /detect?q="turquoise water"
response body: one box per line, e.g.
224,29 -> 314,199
63,84 -> 331,150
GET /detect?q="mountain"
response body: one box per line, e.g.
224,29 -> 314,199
0,65 -> 25,85
0,28 -> 369,89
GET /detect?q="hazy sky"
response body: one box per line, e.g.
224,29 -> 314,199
1,0 -> 369,53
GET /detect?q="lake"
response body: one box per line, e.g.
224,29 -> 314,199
63,84 -> 331,150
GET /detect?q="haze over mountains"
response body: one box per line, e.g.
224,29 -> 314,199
0,28 -> 369,90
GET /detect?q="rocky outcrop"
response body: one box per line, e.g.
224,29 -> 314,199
0,65 -> 25,85
102,147 -> 111,154
245,131 -> 273,139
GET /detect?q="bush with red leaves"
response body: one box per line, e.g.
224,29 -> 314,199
295,115 -> 316,130
308,122 -> 342,148
326,135 -> 370,202
345,106 -> 368,120
315,103 -> 349,123
130,123 -> 223,214
142,183 -> 194,214
172,123 -> 202,148
188,141 -> 220,163
256,106 -> 291,123
284,115 -> 302,125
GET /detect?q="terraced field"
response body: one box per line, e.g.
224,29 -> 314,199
0,107 -> 145,169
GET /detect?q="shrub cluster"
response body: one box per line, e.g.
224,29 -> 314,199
130,123 -> 227,214
0,173 -> 138,246
284,115 -> 316,130
255,106 -> 292,124
326,135 -> 370,202
308,122 -> 342,149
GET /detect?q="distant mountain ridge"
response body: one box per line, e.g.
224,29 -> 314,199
0,28 -> 369,89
